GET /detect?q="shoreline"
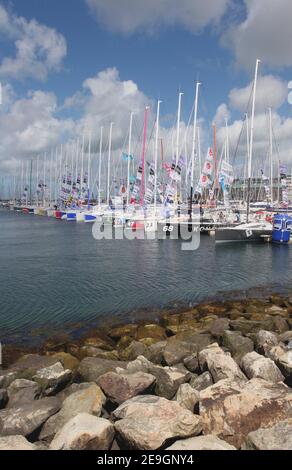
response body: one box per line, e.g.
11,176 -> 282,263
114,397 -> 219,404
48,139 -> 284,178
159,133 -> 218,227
1,287 -> 292,368
0,288 -> 292,450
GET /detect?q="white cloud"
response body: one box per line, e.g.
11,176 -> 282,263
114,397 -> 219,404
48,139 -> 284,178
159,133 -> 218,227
0,85 -> 74,171
85,0 -> 230,35
213,103 -> 230,127
229,75 -> 287,114
0,5 -> 67,81
223,0 -> 292,69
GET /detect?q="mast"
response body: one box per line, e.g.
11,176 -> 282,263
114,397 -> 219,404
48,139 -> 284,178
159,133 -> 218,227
81,135 -> 85,203
197,126 -> 201,177
140,106 -> 150,206
87,132 -> 92,209
98,126 -> 103,208
269,107 -> 273,204
190,82 -> 200,217
36,155 -> 39,207
225,118 -> 230,164
245,113 -> 250,202
43,152 -> 46,207
247,58 -> 260,223
29,159 -> 33,206
127,112 -> 134,207
154,100 -> 162,214
213,124 -> 217,205
107,122 -> 113,206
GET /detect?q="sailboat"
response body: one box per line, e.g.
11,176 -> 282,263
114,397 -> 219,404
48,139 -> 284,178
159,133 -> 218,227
215,59 -> 273,243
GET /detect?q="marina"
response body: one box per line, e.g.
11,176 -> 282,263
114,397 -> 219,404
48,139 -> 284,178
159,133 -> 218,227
1,0 -> 292,456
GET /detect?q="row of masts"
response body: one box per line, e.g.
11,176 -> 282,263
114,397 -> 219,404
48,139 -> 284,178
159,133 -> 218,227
1,59 -> 286,209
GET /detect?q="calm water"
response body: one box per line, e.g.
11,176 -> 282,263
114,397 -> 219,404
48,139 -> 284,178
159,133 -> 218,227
1,209 -> 292,344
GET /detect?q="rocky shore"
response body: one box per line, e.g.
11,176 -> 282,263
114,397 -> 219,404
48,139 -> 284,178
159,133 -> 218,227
0,294 -> 292,450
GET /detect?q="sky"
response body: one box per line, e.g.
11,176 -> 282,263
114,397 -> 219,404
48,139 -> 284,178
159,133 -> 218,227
1,0 -> 292,178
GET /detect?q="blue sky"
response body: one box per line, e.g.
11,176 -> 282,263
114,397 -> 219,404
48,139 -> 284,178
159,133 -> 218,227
1,0 -> 292,173
1,0 -> 237,120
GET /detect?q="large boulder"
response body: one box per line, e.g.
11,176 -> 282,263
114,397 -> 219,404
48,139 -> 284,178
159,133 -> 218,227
97,371 -> 155,404
183,353 -> 199,373
0,397 -> 61,436
116,356 -> 191,399
136,324 -> 166,341
241,351 -> 284,383
56,382 -> 95,403
147,341 -> 167,365
272,316 -> 289,334
77,357 -> 127,382
173,332 -> 213,351
50,413 -> 115,450
199,343 -> 247,383
109,324 -> 138,339
7,379 -> 41,407
276,350 -> 292,385
189,372 -> 213,391
32,362 -> 72,396
0,389 -> 8,409
0,435 -> 36,450
39,384 -> 106,441
209,318 -> 230,340
222,331 -> 254,362
113,395 -> 202,450
166,435 -> 236,450
163,339 -> 197,366
230,319 -> 274,335
175,384 -> 200,412
149,364 -> 191,399
119,341 -> 148,361
200,378 -> 292,448
255,330 -> 278,355
0,354 -> 59,388
242,419 -> 292,450
50,352 -> 80,371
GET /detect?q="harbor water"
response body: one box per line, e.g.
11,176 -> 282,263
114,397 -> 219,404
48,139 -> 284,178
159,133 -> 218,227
1,209 -> 292,344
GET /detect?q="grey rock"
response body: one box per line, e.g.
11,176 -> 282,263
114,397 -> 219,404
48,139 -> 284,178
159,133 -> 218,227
200,378 -> 292,448
255,330 -> 278,355
0,397 -> 61,436
189,372 -> 213,391
0,435 -> 36,450
166,435 -> 236,450
39,384 -> 106,441
32,362 -> 72,396
147,341 -> 167,365
242,419 -> 292,450
50,413 -> 115,450
163,339 -> 197,366
183,353 -> 199,373
97,371 -> 155,404
230,319 -> 274,335
241,351 -> 284,383
113,395 -> 202,450
199,343 -> 247,383
209,318 -> 230,339
7,379 -> 41,407
56,382 -> 95,403
222,330 -> 254,361
77,357 -> 127,382
175,383 -> 200,412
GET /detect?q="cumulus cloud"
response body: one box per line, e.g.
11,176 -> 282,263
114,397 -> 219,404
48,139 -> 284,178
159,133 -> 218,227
85,0 -> 230,35
229,75 -> 287,114
0,5 -> 67,81
223,0 -> 292,69
0,85 -> 74,172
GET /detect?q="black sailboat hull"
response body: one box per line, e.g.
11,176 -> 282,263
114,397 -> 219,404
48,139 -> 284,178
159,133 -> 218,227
215,227 -> 271,243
